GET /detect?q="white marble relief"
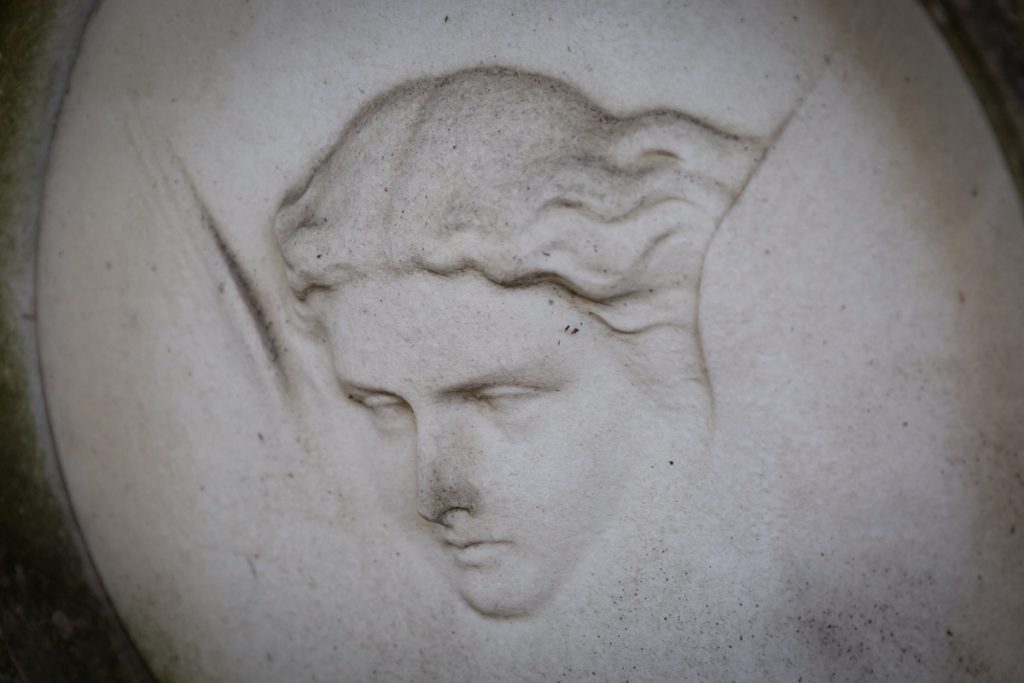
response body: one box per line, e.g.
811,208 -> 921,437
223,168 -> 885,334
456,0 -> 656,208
271,67 -> 764,617
36,2 -> 1024,681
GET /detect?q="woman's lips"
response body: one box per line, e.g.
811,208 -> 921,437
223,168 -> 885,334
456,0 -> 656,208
443,536 -> 513,568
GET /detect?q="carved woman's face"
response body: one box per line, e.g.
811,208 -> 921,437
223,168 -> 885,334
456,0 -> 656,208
317,271 -> 683,617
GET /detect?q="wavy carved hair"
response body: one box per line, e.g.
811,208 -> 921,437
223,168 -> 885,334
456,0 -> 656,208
274,67 -> 764,387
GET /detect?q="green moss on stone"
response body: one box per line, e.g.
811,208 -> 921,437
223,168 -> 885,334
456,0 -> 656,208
921,0 -> 1024,199
0,2 -> 151,681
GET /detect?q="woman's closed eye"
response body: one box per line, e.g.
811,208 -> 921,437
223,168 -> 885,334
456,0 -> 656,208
347,391 -> 411,422
470,385 -> 547,408
357,393 -> 405,409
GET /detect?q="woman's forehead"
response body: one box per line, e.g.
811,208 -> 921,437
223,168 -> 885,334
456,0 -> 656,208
325,272 -> 586,343
318,273 -> 597,390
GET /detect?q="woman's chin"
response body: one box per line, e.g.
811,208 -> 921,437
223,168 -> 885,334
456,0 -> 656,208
452,559 -> 560,619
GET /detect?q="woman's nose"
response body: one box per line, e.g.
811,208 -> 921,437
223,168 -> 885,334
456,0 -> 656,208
414,410 -> 481,525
